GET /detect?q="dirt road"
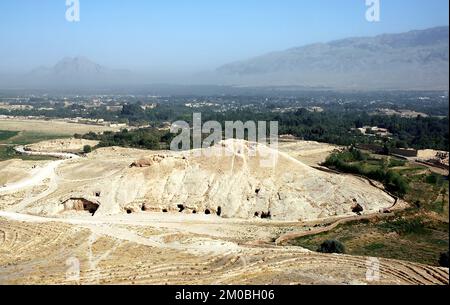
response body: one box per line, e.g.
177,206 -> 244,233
0,146 -> 79,194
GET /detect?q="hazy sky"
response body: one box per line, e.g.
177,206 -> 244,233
0,0 -> 448,74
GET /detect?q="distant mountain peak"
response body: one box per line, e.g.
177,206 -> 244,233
24,57 -> 132,89
52,57 -> 109,75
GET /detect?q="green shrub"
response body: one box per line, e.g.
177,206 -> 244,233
385,171 -> 409,196
0,130 -> 19,142
324,149 -> 409,197
80,128 -> 164,150
83,145 -> 92,154
317,240 -> 346,254
388,159 -> 406,168
425,174 -> 444,186
349,147 -> 368,162
364,243 -> 386,251
380,218 -> 427,235
431,201 -> 445,214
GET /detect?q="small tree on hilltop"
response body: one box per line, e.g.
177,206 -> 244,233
83,145 -> 92,154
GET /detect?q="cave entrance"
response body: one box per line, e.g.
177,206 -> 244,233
85,201 -> 99,216
216,206 -> 222,216
352,203 -> 364,214
205,209 -> 211,215
261,211 -> 271,219
177,204 -> 185,213
65,198 -> 99,216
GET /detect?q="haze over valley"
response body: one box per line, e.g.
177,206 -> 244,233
1,26 -> 448,91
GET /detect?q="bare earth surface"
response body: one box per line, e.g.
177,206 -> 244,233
26,139 -> 99,153
0,160 -> 50,185
278,140 -> 338,166
0,119 -> 121,135
0,139 -> 448,285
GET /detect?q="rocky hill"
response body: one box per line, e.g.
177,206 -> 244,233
11,140 -> 395,221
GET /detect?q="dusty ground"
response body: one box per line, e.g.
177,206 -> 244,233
0,160 -> 50,185
0,212 -> 448,285
26,139 -> 99,153
0,118 -> 121,136
417,149 -> 447,161
0,139 -> 448,285
278,140 -> 338,166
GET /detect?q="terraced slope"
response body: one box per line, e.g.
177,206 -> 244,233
0,215 -> 447,285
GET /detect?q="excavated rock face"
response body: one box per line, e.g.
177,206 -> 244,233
130,155 -> 167,168
63,198 -> 99,215
27,140 -> 395,221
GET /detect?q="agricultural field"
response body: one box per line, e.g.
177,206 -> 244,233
0,119 -> 120,136
0,130 -> 19,142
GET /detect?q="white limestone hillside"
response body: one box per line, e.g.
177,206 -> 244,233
7,139 -> 395,221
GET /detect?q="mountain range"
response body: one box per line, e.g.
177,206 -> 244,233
215,26 -> 449,90
0,26 -> 448,91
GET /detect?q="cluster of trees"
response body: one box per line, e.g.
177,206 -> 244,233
73,104 -> 448,155
323,147 -> 409,197
277,110 -> 448,151
76,128 -> 174,151
6,95 -> 448,151
199,108 -> 448,151
119,102 -> 192,126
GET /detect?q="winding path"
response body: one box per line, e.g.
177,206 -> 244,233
275,212 -> 396,245
0,146 -> 79,195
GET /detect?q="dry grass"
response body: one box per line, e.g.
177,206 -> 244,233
0,119 -> 120,137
